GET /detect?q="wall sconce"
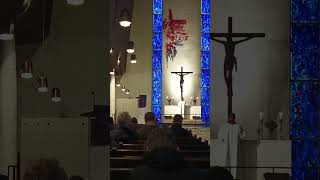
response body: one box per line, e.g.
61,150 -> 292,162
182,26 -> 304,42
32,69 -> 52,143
125,89 -> 130,95
121,86 -> 126,92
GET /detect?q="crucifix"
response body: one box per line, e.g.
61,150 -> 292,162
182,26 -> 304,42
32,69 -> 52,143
210,17 -> 265,115
171,66 -> 193,101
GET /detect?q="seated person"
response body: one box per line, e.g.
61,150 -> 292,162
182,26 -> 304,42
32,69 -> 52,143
170,114 -> 192,138
128,128 -> 203,180
23,158 -> 68,180
110,112 -> 138,144
131,117 -> 138,125
137,112 -> 158,139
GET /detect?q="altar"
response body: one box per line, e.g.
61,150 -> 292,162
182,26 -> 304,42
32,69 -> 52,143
164,105 -> 201,120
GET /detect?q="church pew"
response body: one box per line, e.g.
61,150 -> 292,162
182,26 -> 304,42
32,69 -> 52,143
110,156 -> 210,168
110,168 -> 209,180
110,149 -> 210,157
130,140 -> 208,145
118,143 -> 210,150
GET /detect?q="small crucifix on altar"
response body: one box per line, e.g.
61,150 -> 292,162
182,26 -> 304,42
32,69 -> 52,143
171,66 -> 193,101
210,17 -> 265,115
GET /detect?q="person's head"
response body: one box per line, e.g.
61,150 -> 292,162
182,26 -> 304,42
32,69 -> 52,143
117,112 -> 132,128
144,112 -> 156,125
228,113 -> 236,122
172,114 -> 183,126
144,127 -> 177,151
207,166 -> 233,180
131,117 -> 138,124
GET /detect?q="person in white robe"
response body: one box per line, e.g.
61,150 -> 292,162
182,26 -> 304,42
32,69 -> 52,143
177,101 -> 185,118
215,113 -> 245,179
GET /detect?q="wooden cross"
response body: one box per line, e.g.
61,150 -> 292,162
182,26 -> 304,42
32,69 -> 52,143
171,66 -> 193,101
210,17 -> 265,115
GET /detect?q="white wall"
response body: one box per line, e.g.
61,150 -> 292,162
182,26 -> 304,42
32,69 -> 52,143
18,0 -> 109,117
116,0 -> 153,112
162,0 -> 201,103
20,118 -> 89,179
210,0 -> 290,140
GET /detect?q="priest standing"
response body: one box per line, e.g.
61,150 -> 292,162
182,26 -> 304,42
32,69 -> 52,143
216,113 -> 246,178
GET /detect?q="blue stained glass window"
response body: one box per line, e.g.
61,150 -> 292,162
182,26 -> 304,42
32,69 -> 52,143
201,51 -> 210,69
291,0 -> 320,21
153,15 -> 162,33
152,51 -> 162,68
201,15 -> 210,33
152,33 -> 162,51
201,34 -> 210,51
291,24 -> 320,80
201,0 -> 210,14
201,0 -> 210,123
152,105 -> 162,122
153,0 -> 162,14
201,105 -> 210,124
291,0 -> 320,178
290,81 -> 320,138
152,0 -> 162,122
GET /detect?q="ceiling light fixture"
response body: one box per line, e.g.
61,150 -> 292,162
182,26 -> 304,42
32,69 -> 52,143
116,81 -> 121,87
130,54 -> 137,64
119,9 -> 131,27
51,88 -> 62,102
0,22 -> 14,41
20,61 -> 33,79
127,41 -> 135,53
37,74 -> 49,93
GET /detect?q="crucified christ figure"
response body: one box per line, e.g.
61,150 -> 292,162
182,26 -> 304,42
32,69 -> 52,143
171,66 -> 193,101
210,17 -> 265,114
211,35 -> 255,97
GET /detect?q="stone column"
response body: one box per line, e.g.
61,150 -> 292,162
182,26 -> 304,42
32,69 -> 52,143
0,39 -> 17,174
109,74 -> 115,120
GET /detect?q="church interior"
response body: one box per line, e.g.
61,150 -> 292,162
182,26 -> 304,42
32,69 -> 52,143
0,0 -> 319,180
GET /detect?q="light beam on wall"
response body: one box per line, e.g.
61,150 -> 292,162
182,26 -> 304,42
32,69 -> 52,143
152,0 -> 210,123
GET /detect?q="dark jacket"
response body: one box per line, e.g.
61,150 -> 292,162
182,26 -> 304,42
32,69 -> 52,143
128,147 -> 203,180
170,125 -> 192,138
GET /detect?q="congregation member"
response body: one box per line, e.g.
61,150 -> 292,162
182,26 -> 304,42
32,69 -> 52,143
170,114 -> 192,138
110,112 -> 138,144
128,128 -> 203,180
23,158 -> 68,180
137,112 -> 159,139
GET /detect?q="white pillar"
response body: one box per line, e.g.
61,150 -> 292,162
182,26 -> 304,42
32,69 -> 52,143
110,74 -> 116,120
0,39 -> 17,174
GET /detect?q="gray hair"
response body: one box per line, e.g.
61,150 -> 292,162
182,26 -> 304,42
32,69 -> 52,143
117,112 -> 131,128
